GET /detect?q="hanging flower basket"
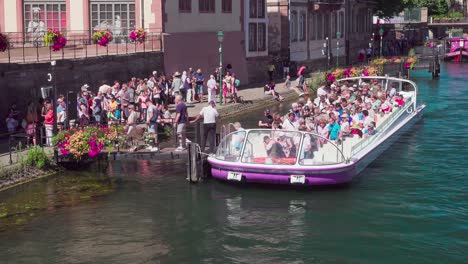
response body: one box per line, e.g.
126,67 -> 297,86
43,29 -> 67,51
0,33 -> 10,52
129,28 -> 146,43
93,30 -> 113,47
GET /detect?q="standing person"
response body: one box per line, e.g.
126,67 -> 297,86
119,84 -> 130,122
44,103 -> 54,146
231,73 -> 239,104
25,101 -> 38,145
171,72 -> 182,99
206,75 -> 218,103
174,95 -> 188,151
6,113 -> 18,134
190,101 -> 219,154
297,65 -> 308,89
194,69 -> 205,103
92,92 -> 102,125
145,100 -> 159,152
222,72 -> 233,105
125,105 -> 138,136
267,61 -> 275,81
138,89 -> 148,122
184,73 -> 193,104
282,58 -> 290,79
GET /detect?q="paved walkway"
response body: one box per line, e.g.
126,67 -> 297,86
182,80 -> 300,118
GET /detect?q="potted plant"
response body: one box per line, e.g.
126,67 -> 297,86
0,33 -> 8,52
43,29 -> 67,51
129,28 -> 146,44
93,30 -> 113,47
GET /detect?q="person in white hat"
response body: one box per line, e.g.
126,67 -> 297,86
81,84 -> 89,92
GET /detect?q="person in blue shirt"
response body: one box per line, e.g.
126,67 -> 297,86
328,118 -> 341,141
194,69 -> 205,103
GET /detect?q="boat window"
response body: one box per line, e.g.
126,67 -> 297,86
298,133 -> 345,165
215,131 -> 246,162
241,130 -> 302,165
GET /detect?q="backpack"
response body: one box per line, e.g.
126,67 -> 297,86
235,79 -> 241,87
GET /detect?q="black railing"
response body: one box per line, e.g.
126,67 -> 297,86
0,29 -> 163,64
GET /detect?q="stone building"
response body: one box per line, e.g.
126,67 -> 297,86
267,0 -> 375,69
0,0 -> 270,83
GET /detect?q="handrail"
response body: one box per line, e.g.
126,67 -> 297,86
350,102 -> 411,157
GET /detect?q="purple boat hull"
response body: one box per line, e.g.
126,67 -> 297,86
210,162 -> 356,185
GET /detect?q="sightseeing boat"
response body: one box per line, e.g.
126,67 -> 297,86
444,37 -> 468,62
207,76 -> 426,186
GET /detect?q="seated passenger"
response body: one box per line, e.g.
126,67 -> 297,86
364,122 -> 376,137
394,94 -> 405,107
328,118 -> 341,142
316,119 -> 329,144
339,114 -> 351,140
258,109 -> 273,128
282,112 -> 297,131
263,136 -> 286,159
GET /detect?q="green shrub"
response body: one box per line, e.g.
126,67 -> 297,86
448,12 -> 463,19
24,147 -> 51,169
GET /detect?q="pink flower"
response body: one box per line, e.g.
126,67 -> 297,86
60,149 -> 69,155
404,62 -> 410,69
130,31 -> 137,40
326,73 -> 336,82
52,43 -> 62,51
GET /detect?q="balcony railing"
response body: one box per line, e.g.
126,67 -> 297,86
429,17 -> 468,24
0,29 -> 163,64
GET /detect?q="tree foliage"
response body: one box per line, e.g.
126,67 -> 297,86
375,0 -> 450,17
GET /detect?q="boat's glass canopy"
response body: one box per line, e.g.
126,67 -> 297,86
215,129 -> 345,166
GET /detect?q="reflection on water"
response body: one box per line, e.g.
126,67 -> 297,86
0,64 -> 467,264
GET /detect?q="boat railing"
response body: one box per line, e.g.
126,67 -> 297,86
350,102 -> 411,157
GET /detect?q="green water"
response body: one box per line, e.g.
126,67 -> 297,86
0,64 -> 467,264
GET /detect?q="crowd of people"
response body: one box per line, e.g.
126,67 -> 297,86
258,78 -> 408,146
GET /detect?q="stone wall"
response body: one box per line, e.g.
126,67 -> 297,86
0,52 -> 164,124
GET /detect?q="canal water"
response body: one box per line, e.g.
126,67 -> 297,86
0,64 -> 467,264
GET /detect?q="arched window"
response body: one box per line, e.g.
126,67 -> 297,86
299,12 -> 306,41
291,11 -> 298,42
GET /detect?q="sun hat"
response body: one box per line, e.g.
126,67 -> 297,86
341,113 -> 348,118
174,71 -> 181,77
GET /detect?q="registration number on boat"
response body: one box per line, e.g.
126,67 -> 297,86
290,175 -> 306,184
227,172 -> 243,181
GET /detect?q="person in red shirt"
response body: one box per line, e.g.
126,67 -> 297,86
44,103 -> 54,146
394,94 -> 405,107
297,65 -> 308,89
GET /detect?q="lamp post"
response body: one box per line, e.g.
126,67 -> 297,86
217,31 -> 224,105
336,32 -> 341,68
49,60 -> 58,161
379,27 -> 384,57
322,37 -> 330,70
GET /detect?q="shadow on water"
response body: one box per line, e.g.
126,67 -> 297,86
0,167 -> 118,232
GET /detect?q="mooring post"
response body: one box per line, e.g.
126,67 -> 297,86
187,142 -> 200,183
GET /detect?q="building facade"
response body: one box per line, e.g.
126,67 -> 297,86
0,0 -> 269,83
267,0 -> 374,68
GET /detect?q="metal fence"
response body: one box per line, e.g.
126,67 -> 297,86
0,29 -> 163,64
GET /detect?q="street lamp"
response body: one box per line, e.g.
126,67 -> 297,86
322,37 -> 330,70
336,32 -> 341,68
217,30 -> 224,105
49,60 -> 58,160
379,28 -> 384,57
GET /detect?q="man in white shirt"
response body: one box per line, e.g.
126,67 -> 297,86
282,112 -> 297,131
190,101 -> 219,153
206,75 -> 218,103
